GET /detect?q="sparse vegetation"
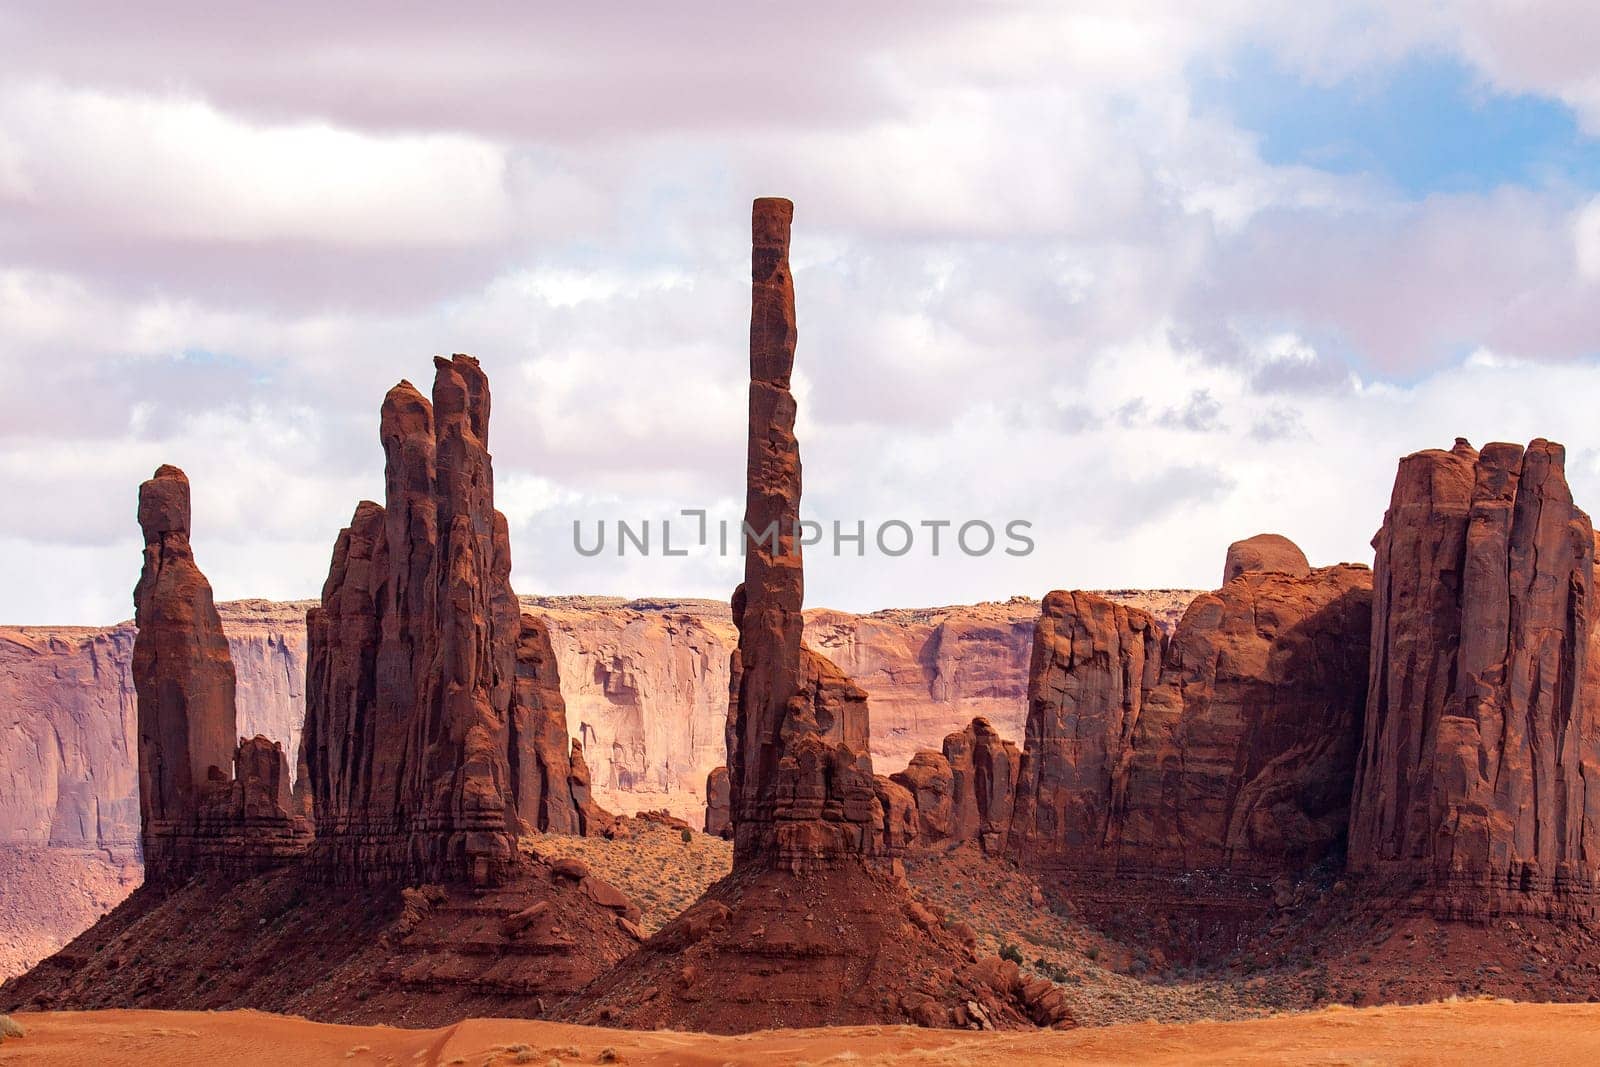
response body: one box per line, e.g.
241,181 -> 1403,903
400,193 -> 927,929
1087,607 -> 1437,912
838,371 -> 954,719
0,1014 -> 24,1040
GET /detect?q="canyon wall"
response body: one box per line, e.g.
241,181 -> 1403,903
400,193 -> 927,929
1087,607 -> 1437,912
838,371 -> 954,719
0,599 -> 308,857
1007,535 -> 1374,897
1,592 -> 1195,855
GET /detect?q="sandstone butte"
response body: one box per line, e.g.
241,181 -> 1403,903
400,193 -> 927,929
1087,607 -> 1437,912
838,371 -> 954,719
0,360 -> 645,1025
1348,438 -> 1600,920
862,444 -> 1600,944
562,198 -> 1066,1033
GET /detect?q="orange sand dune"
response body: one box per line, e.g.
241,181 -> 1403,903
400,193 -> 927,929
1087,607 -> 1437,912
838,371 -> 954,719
5,1001 -> 1600,1065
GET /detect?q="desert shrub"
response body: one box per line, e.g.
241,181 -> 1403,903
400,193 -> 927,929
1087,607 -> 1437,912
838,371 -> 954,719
1084,945 -> 1100,961
681,828 -> 693,845
0,1015 -> 23,1039
999,942 -> 1024,965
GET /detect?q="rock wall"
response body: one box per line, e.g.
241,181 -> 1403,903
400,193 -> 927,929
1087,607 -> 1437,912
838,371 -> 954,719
303,356 -> 606,887
0,600 -> 308,860
1,592 -> 1198,855
1008,537 -> 1374,885
1348,438 -> 1600,919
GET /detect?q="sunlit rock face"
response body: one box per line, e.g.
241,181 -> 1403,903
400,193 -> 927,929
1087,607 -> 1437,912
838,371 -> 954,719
1349,438 -> 1600,920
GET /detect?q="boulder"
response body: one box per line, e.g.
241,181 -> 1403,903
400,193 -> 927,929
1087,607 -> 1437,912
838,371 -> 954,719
1222,533 -> 1311,584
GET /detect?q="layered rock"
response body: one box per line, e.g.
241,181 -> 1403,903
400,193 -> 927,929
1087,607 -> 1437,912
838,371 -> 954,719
0,601 -> 308,857
944,718 -> 1021,853
891,751 -> 955,842
1,593 -> 1194,860
1009,540 -> 1373,887
563,199 -> 1048,1034
132,467 -> 311,882
303,356 -> 607,888
510,613 -> 605,836
1223,533 -> 1311,584
132,465 -> 240,879
4,364 -> 640,1020
724,198 -> 882,874
1348,438 -> 1600,919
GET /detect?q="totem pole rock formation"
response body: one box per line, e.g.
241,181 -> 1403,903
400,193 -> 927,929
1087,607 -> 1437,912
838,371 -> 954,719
1348,438 -> 1600,919
561,199 -> 1058,1033
303,356 -> 605,887
1007,538 -> 1372,894
134,465 -> 310,881
3,373 -> 639,1023
134,465 -> 237,877
723,196 -> 881,872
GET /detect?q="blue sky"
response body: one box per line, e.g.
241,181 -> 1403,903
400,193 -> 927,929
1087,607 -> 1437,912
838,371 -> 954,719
3,3 -> 1600,623
1204,48 -> 1600,196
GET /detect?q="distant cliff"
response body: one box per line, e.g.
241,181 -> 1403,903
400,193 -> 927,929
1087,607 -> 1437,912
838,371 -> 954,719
2,591 -> 1196,845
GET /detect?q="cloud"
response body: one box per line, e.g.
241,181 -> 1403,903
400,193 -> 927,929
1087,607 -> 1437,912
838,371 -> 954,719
5,2 -> 1600,624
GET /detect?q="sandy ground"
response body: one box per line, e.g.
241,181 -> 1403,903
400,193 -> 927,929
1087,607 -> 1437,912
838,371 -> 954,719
3,1000 -> 1600,1066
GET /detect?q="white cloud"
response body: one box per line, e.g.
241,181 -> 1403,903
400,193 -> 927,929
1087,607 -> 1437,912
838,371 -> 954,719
0,83 -> 522,246
4,2 -> 1600,624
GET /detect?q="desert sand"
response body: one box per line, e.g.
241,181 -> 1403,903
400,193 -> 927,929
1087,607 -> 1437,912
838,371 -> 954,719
5,1000 -> 1600,1065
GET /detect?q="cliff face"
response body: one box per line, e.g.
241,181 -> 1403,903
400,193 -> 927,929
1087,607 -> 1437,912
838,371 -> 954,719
0,625 -> 138,855
0,592 -> 1197,857
1008,538 -> 1374,887
1349,438 -> 1600,919
0,600 -> 308,859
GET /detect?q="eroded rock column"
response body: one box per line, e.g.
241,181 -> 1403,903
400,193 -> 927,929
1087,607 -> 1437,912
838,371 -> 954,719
725,198 -> 881,873
1348,438 -> 1600,918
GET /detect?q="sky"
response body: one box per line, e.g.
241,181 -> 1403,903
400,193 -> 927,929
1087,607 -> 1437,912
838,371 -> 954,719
5,2 -> 1600,624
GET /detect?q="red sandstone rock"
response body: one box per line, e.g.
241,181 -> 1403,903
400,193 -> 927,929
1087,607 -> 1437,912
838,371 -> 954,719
133,466 -> 240,880
1009,540 -> 1372,884
510,613 -> 594,836
1348,438 -> 1600,919
132,468 -> 311,881
561,199 -> 1043,1034
891,751 -> 955,842
874,775 -> 919,853
703,766 -> 732,839
942,718 -> 1020,853
304,357 -> 608,888
723,198 -> 881,873
1223,533 -> 1311,584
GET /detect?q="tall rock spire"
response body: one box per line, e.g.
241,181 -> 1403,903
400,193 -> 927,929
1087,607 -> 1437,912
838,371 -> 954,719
134,465 -> 310,880
1348,438 -> 1600,919
726,197 -> 879,872
564,199 -> 1054,1033
134,465 -> 238,878
305,355 -> 599,887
